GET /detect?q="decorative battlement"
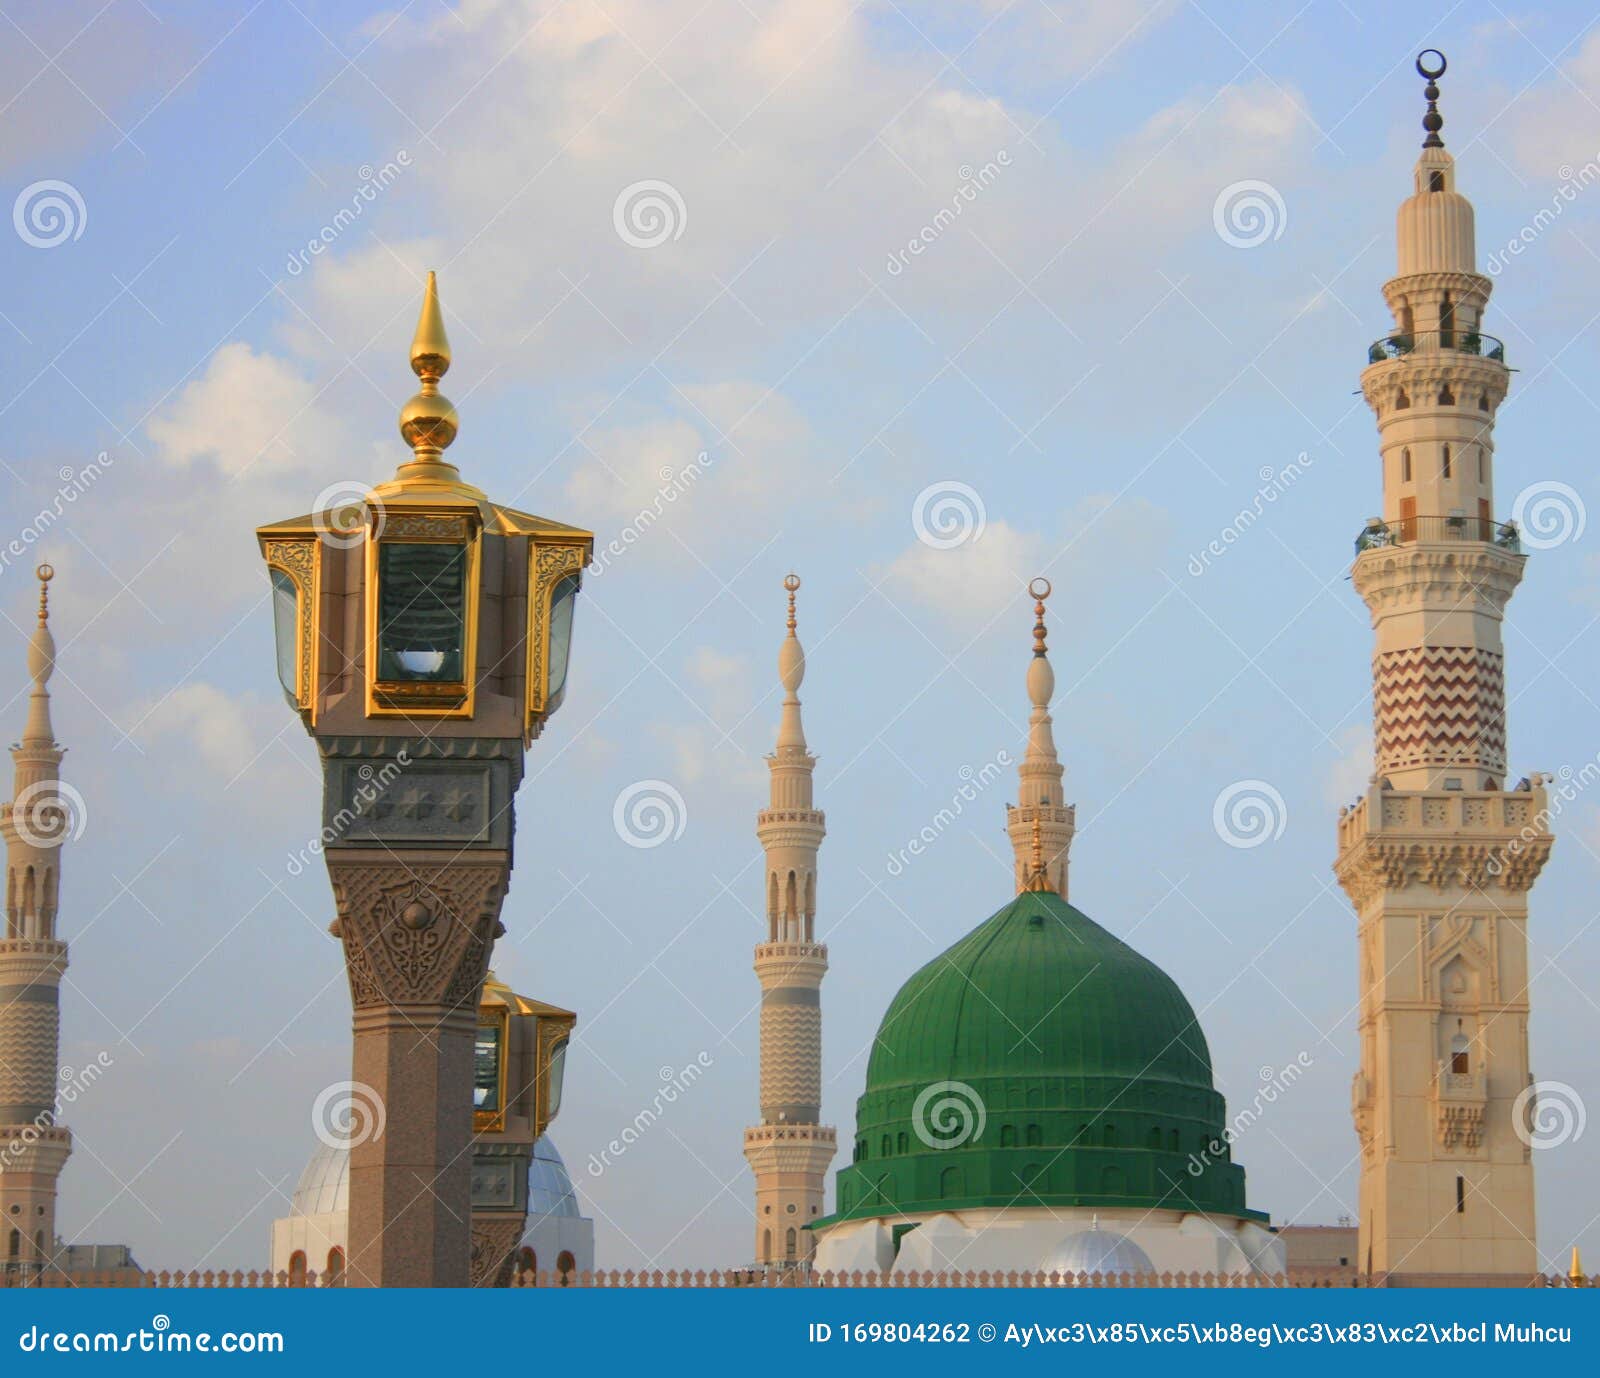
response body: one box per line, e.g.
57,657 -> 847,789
1335,781 -> 1553,905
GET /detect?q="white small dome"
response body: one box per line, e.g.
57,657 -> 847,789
1042,1220 -> 1155,1280
290,1140 -> 348,1217
526,1136 -> 581,1223
289,1134 -> 579,1224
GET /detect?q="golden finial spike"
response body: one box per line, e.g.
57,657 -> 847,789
36,563 -> 53,625
1029,576 -> 1051,658
397,270 -> 459,469
784,573 -> 800,634
1023,809 -> 1052,892
411,269 -> 451,381
1571,1245 -> 1585,1284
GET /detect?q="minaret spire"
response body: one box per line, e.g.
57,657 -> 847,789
1006,578 -> 1074,898
745,573 -> 835,1268
0,564 -> 73,1280
1338,53 -> 1550,1282
1418,49 -> 1446,148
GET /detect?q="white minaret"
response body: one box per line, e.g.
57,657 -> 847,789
0,566 -> 73,1280
743,574 -> 835,1267
1005,578 -> 1075,897
1337,53 -> 1552,1279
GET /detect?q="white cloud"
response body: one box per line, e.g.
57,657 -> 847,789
145,342 -> 348,481
1325,724 -> 1373,808
881,518 -> 1043,625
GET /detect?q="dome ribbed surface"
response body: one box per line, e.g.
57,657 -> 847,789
820,890 -> 1261,1226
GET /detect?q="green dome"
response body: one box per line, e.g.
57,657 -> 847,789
820,889 -> 1262,1227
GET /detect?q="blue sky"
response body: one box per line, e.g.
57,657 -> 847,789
2,0 -> 1598,1272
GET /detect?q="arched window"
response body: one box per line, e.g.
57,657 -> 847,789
1025,1124 -> 1042,1147
1478,391 -> 1489,412
1439,384 -> 1455,405
288,1250 -> 307,1286
1148,1127 -> 1163,1150
1169,1129 -> 1180,1152
1441,444 -> 1451,479
762,1228 -> 772,1260
1429,170 -> 1445,192
1477,447 -> 1485,483
881,1135 -> 891,1158
1450,1033 -> 1470,1075
1102,1123 -> 1116,1147
939,1166 -> 964,1199
1000,1124 -> 1017,1148
1395,389 -> 1410,410
1441,292 -> 1455,347
784,1228 -> 797,1258
896,1132 -> 907,1154
325,1247 -> 344,1286
767,873 -> 779,941
1401,447 -> 1411,481
556,1250 -> 576,1285
7,1229 -> 17,1258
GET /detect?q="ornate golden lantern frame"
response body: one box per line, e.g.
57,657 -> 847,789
474,1001 -> 512,1134
524,534 -> 591,740
363,505 -> 484,719
260,533 -> 320,723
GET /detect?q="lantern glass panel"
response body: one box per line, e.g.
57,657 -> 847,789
269,568 -> 299,702
545,573 -> 579,714
377,542 -> 466,682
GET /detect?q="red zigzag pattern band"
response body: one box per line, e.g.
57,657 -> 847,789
1374,645 -> 1505,775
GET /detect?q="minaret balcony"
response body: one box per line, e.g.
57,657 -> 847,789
1354,513 -> 1521,554
1433,1060 -> 1487,1152
1367,329 -> 1505,364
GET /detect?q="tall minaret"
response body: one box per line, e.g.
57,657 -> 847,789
1336,53 -> 1552,1279
1005,578 -> 1075,897
743,574 -> 836,1268
0,566 -> 73,1280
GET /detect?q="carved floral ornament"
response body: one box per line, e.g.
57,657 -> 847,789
1335,837 -> 1551,907
328,859 -> 506,1008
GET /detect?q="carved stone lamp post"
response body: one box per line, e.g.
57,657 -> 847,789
256,273 -> 592,1286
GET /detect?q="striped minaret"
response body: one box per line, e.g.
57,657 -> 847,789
1336,54 -> 1552,1279
0,566 -> 73,1281
1004,578 -> 1075,897
743,575 -> 835,1268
